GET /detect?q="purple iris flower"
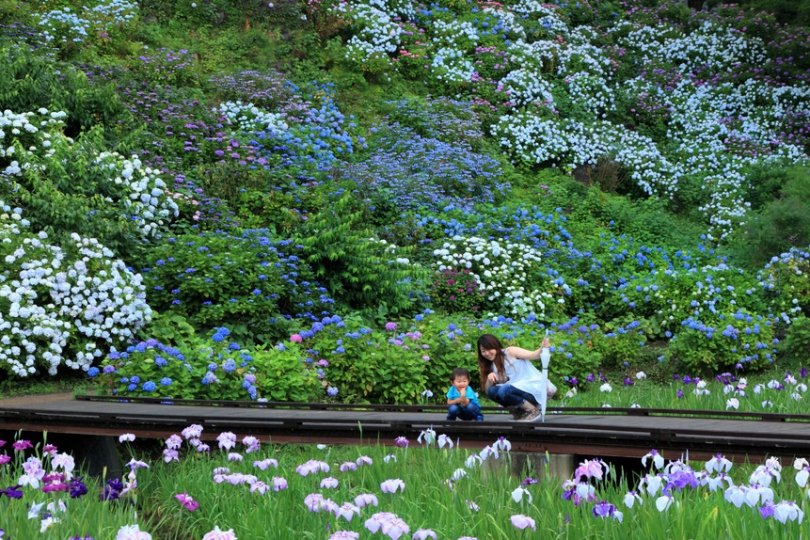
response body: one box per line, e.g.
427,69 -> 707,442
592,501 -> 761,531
592,500 -> 616,518
70,477 -> 88,499
0,484 -> 23,499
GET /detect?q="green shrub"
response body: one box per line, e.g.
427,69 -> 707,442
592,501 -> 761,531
726,167 -> 810,269
759,248 -> 810,316
665,310 -> 777,374
775,314 -> 810,364
429,268 -> 486,316
95,327 -> 322,401
0,110 -> 178,257
0,44 -> 132,139
140,230 -> 332,346
296,193 -> 428,318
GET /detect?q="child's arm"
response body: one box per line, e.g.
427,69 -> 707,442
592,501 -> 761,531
447,387 -> 467,406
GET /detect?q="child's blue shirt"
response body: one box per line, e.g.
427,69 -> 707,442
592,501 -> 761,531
446,386 -> 480,406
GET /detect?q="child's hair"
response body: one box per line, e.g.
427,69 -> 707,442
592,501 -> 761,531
451,368 -> 470,381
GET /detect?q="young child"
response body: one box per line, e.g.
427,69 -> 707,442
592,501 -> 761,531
446,368 -> 484,422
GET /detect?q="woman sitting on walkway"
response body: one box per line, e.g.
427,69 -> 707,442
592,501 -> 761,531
477,333 -> 557,422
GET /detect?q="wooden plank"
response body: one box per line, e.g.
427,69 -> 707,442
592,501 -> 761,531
5,395 -> 810,463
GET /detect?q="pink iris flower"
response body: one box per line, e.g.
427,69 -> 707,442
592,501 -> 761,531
174,492 -> 200,511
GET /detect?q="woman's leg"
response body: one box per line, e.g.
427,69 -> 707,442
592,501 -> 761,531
488,384 -> 534,408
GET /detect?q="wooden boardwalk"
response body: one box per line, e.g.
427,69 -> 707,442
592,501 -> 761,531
2,394 -> 810,463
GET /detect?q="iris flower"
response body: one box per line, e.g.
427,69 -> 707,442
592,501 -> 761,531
174,492 -> 200,511
417,428 -> 436,446
201,526 -> 237,540
217,432 -> 237,450
511,486 -> 532,503
334,502 -> 361,522
642,449 -> 664,470
320,477 -> 339,489
510,514 -> 536,530
328,532 -> 359,540
354,493 -> 378,507
623,491 -> 643,508
0,484 -> 23,499
592,501 -> 622,522
395,436 -> 409,448
705,454 -> 732,474
253,458 -> 278,470
272,476 -> 288,491
381,479 -> 405,494
437,434 -> 454,449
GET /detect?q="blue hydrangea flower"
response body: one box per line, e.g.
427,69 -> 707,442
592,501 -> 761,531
222,359 -> 237,373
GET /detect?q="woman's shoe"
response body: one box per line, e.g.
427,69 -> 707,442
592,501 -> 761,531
516,407 -> 542,422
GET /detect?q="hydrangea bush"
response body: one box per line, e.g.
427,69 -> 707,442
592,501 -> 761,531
432,235 -> 559,318
35,0 -> 139,58
0,108 -> 179,253
0,203 -> 151,378
94,327 -> 322,401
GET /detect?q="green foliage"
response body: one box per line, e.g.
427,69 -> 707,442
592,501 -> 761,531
775,315 -> 810,364
593,317 -> 649,370
308,313 -> 475,403
726,167 -> 810,268
734,0 -> 810,27
429,268 -> 486,316
130,47 -> 200,88
0,0 -> 33,25
296,193 -> 428,317
0,44 -> 132,139
136,311 -> 197,348
253,344 -> 323,401
0,114 -> 178,258
96,327 -> 321,401
759,248 -> 810,315
140,230 -> 329,346
665,310 -> 777,375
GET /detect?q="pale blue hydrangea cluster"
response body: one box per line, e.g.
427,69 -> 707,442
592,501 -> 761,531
337,2 -> 809,242
759,248 -> 810,315
0,109 -> 67,173
0,204 -> 151,377
333,1 -> 405,65
36,0 -> 138,46
432,235 -> 555,317
498,68 -> 555,109
215,101 -> 289,135
615,24 -> 809,240
639,22 -> 767,75
1,109 -> 178,239
510,0 -> 570,38
94,152 -> 179,238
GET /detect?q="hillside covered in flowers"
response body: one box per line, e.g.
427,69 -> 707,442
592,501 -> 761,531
1,0 -> 810,404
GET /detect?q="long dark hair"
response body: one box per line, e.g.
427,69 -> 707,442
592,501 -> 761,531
477,334 -> 505,391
